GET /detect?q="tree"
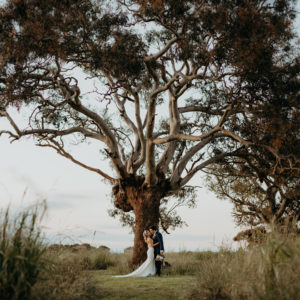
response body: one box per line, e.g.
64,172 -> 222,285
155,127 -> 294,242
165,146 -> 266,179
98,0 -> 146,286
0,0 -> 298,264
206,149 -> 300,241
205,55 -> 300,241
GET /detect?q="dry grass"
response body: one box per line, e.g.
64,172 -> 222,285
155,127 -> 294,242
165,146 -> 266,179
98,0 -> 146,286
2,203 -> 300,300
189,232 -> 300,300
32,248 -> 101,300
32,232 -> 300,299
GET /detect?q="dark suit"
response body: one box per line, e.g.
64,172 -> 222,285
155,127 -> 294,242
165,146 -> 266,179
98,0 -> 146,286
152,231 -> 164,276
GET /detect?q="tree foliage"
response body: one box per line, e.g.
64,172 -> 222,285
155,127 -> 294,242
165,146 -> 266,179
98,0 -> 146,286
205,54 -> 300,241
206,145 -> 300,241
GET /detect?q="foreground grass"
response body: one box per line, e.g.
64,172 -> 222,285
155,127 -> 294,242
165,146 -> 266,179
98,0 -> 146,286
93,272 -> 195,300
2,204 -> 300,299
0,206 -> 47,300
191,232 -> 300,300
23,237 -> 300,299
37,247 -> 202,299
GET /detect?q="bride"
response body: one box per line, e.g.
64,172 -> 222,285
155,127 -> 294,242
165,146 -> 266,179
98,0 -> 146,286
113,230 -> 159,277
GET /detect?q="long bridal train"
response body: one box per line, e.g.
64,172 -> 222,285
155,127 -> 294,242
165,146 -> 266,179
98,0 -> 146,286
113,246 -> 156,278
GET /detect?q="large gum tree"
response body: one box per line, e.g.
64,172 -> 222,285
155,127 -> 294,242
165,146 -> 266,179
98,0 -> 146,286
0,0 -> 298,264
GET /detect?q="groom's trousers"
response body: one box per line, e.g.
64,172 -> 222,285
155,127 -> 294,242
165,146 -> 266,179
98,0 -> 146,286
155,259 -> 162,276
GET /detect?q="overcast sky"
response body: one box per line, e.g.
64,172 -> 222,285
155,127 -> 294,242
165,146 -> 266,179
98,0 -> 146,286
0,122 -> 239,251
0,1 -> 299,252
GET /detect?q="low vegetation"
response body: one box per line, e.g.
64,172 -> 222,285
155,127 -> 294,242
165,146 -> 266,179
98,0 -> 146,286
35,234 -> 300,300
1,205 -> 300,299
190,231 -> 300,300
0,206 -> 47,300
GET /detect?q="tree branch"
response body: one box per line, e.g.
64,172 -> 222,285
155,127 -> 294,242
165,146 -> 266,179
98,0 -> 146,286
157,92 -> 180,173
144,36 -> 178,62
179,152 -> 228,187
170,136 -> 214,188
53,73 -> 128,178
38,140 -> 116,182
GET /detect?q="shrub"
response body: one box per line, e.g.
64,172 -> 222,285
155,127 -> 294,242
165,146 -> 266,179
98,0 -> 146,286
0,205 -> 47,300
93,252 -> 115,270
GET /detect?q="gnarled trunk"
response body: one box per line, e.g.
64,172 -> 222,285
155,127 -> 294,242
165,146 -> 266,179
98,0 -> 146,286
113,176 -> 165,265
131,189 -> 161,265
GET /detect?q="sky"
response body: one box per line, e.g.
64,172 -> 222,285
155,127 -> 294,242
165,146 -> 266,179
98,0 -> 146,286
0,1 -> 299,253
0,126 -> 239,252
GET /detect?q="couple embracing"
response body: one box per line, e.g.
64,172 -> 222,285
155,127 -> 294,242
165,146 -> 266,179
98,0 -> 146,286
113,225 -> 164,278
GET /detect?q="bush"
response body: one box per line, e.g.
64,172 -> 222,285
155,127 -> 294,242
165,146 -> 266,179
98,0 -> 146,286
93,252 -> 115,270
0,205 -> 47,300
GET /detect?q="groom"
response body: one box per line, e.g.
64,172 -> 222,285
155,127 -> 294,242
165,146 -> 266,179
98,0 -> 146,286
149,225 -> 164,276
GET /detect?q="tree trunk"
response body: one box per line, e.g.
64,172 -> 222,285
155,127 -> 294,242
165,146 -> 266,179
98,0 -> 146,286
131,189 -> 161,266
112,177 -> 164,266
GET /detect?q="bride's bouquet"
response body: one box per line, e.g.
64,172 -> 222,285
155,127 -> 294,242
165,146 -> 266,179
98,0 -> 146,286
155,254 -> 165,262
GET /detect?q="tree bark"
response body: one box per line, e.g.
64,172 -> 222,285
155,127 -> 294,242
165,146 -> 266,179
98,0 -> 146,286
112,177 -> 164,265
131,189 -> 161,266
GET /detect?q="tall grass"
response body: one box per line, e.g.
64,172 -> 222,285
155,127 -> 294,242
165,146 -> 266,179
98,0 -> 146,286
189,231 -> 300,300
162,251 -> 212,275
0,203 -> 101,300
0,205 -> 47,300
4,200 -> 297,300
32,245 -> 105,299
93,252 -> 116,270
33,256 -> 99,300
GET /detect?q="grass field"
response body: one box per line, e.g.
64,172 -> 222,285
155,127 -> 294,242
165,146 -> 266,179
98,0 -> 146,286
34,247 -> 207,299
93,272 -> 196,300
1,207 -> 300,299
33,234 -> 300,300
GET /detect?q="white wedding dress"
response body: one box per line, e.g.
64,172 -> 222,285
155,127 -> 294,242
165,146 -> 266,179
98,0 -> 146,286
113,245 -> 156,277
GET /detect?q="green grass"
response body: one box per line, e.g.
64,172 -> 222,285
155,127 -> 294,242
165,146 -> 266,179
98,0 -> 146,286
92,272 -> 196,300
